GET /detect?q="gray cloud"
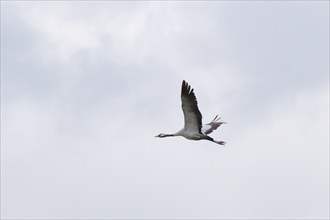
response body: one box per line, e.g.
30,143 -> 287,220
1,1 -> 329,219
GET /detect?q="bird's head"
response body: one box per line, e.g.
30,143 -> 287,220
155,133 -> 166,138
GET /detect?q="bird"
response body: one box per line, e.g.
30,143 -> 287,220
155,80 -> 226,145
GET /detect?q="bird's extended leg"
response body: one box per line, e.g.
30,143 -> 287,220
212,140 -> 226,145
202,135 -> 226,145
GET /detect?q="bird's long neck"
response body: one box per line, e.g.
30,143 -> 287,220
163,134 -> 175,137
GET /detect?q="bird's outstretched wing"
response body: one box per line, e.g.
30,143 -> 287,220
202,115 -> 226,135
181,80 -> 202,134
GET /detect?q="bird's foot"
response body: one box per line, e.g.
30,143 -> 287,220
215,141 -> 226,145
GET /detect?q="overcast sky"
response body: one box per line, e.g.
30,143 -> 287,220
1,1 -> 329,219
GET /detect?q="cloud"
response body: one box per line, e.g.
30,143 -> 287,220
1,1 -> 329,219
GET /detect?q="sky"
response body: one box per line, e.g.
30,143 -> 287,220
1,1 -> 329,219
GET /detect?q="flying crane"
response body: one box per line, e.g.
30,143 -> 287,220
155,80 -> 226,145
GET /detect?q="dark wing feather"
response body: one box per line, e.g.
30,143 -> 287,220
202,115 -> 226,135
181,80 -> 203,133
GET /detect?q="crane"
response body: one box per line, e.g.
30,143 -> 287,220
155,80 -> 226,145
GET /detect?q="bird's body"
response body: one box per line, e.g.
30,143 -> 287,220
156,80 -> 226,145
175,129 -> 204,140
